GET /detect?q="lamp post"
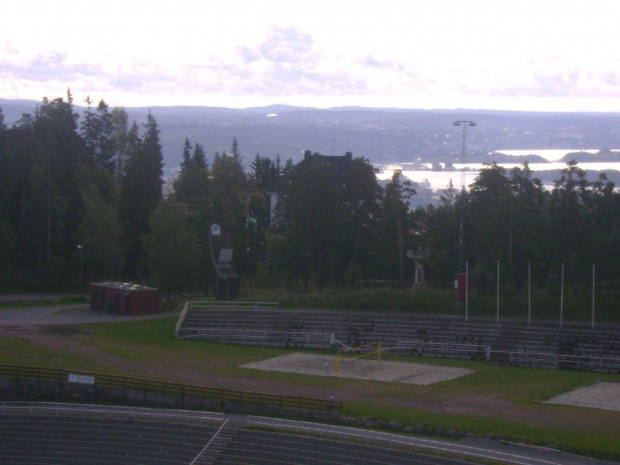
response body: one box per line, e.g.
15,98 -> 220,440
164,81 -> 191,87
77,245 -> 83,298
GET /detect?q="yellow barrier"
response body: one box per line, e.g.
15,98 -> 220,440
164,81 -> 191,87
336,342 -> 382,375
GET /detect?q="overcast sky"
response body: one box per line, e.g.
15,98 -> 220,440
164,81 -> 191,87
2,0 -> 619,111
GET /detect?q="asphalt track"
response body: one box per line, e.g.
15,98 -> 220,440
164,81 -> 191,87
0,296 -> 617,465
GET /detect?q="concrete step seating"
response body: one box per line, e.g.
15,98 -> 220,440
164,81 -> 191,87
0,414 -> 217,465
178,308 -> 619,371
181,309 -> 499,353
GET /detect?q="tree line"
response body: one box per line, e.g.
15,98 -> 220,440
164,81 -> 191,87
1,93 -> 619,296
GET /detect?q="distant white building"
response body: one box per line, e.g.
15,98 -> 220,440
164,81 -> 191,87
376,174 -> 440,210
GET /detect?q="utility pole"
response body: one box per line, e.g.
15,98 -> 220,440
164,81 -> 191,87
398,218 -> 405,289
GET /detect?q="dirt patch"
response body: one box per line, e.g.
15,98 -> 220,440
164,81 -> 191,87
544,382 -> 620,413
240,353 -> 474,385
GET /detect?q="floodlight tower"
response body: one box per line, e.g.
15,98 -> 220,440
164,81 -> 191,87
452,121 -> 476,303
453,120 -> 476,191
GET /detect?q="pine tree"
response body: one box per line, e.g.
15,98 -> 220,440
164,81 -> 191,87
32,94 -> 83,267
110,107 -> 128,184
81,98 -> 114,172
120,112 -> 164,272
180,138 -> 191,171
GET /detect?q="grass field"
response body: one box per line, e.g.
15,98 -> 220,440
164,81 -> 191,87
1,312 -> 619,461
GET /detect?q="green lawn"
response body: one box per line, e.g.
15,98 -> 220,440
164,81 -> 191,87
1,309 -> 619,461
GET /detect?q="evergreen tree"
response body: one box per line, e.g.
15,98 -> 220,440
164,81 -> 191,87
230,137 -> 242,163
249,154 -> 282,191
142,196 -> 201,297
425,179 -> 462,283
209,148 -> 247,276
110,107 -> 129,184
171,139 -> 213,291
31,93 -> 84,267
548,161 -> 590,281
180,138 -> 192,171
467,163 -> 513,268
0,106 -> 17,268
277,154 -> 380,289
507,163 -> 549,288
120,112 -> 164,273
81,98 -> 115,172
76,183 -> 122,279
372,171 -> 417,286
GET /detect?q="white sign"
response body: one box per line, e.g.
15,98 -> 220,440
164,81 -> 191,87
68,374 -> 95,385
211,223 -> 221,236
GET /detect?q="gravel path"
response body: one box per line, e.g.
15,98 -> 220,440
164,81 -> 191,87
544,382 -> 620,412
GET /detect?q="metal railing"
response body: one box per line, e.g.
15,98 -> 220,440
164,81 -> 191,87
0,364 -> 343,414
247,416 -> 570,465
0,401 -> 224,424
174,300 -> 191,336
492,350 -> 620,372
387,340 -> 489,359
179,328 -> 330,346
188,301 -> 279,310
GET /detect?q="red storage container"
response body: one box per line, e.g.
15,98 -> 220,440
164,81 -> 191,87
455,273 -> 467,303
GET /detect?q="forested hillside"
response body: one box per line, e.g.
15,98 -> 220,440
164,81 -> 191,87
1,93 -> 619,295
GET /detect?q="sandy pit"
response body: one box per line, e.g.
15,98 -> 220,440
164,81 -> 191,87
239,352 -> 474,385
544,381 -> 620,412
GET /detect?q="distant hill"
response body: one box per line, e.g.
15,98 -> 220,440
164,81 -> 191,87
2,98 -> 620,176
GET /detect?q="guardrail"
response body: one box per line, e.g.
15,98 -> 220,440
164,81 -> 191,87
188,301 -> 279,310
0,402 -> 225,424
386,341 -> 489,359
247,416 -> 569,465
492,350 -> 620,373
179,328 -> 330,346
0,364 -> 342,414
174,300 -> 191,337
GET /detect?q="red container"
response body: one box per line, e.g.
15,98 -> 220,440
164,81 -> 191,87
454,273 -> 467,303
89,282 -> 160,315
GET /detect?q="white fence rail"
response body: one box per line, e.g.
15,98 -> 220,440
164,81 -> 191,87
493,350 -> 620,372
384,340 -> 620,372
188,301 -> 279,310
0,402 -> 225,425
179,328 -> 330,346
247,416 -> 570,465
174,300 -> 191,337
386,340 -> 489,359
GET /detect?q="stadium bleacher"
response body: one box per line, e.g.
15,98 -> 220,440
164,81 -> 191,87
177,307 -> 619,372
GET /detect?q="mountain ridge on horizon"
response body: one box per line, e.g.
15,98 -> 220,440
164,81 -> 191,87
6,97 -> 620,116
2,97 -> 620,175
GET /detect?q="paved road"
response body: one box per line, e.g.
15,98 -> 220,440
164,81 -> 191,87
0,303 -> 179,326
0,294 -> 76,303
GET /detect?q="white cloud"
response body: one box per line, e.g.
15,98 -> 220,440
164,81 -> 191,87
2,0 -> 620,110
